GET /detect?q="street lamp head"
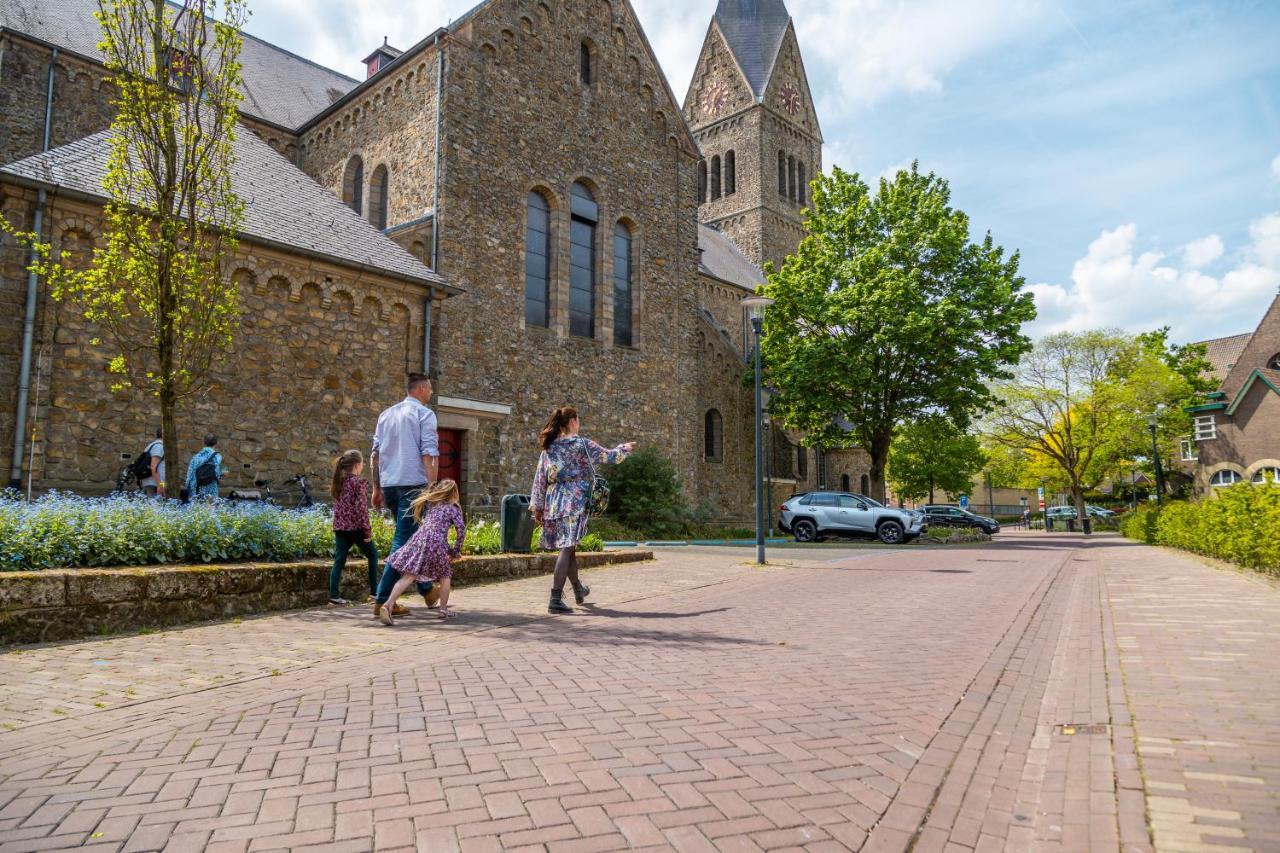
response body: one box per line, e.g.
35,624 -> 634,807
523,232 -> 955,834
740,294 -> 775,319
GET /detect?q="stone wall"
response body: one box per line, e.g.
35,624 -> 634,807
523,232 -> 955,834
0,190 -> 435,495
0,548 -> 652,645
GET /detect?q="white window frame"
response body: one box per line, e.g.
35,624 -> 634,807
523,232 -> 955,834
1251,467 -> 1279,485
1209,470 -> 1242,487
1192,415 -> 1217,441
1179,438 -> 1198,462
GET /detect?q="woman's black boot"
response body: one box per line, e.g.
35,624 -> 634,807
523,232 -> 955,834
573,584 -> 591,605
548,589 -> 573,614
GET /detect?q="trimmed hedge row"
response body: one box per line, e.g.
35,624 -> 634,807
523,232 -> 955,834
0,493 -> 601,572
1120,482 -> 1280,573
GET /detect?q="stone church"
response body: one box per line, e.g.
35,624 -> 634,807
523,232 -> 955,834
0,0 -> 871,520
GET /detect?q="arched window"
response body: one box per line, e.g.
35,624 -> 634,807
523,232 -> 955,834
787,156 -> 797,202
411,240 -> 427,263
342,155 -> 363,214
704,409 -> 723,462
860,474 -> 869,495
569,181 -> 597,338
368,164 -> 389,229
612,222 -> 633,346
710,155 -> 721,200
796,445 -> 807,479
697,160 -> 708,204
1210,470 -> 1243,487
1268,352 -> 1280,370
724,150 -> 736,195
525,192 -> 552,328
778,151 -> 787,197
1252,467 -> 1280,485
797,161 -> 806,205
841,474 -> 850,492
580,40 -> 594,85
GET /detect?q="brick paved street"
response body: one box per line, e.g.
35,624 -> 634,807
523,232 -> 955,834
0,534 -> 1276,852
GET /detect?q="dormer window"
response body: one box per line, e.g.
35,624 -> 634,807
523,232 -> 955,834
362,37 -> 403,80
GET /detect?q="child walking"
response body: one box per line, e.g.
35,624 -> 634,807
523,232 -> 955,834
379,479 -> 465,624
330,450 -> 379,606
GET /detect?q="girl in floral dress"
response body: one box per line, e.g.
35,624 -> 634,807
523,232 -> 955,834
328,450 -> 378,606
379,479 -> 464,624
530,407 -> 634,614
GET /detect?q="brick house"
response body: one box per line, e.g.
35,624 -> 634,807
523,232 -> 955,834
1180,295 -> 1280,494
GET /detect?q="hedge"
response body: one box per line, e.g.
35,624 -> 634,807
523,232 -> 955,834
1120,481 -> 1280,574
0,493 -> 600,572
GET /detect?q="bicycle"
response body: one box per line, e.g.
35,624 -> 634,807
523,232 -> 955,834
109,462 -> 142,497
229,473 -> 314,509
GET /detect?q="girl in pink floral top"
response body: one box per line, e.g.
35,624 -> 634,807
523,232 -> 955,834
329,450 -> 379,605
379,479 -> 465,623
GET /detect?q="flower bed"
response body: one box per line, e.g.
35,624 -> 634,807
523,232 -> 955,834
0,493 -> 599,572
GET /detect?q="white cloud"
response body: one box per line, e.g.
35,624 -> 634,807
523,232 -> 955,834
1027,217 -> 1280,342
1182,234 -> 1224,269
1271,154 -> 1280,181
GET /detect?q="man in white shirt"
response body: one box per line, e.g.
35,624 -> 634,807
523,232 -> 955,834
140,430 -> 165,497
371,373 -> 440,618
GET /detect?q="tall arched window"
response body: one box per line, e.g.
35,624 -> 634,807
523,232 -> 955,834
342,155 -> 363,214
697,160 -> 708,204
569,181 -> 597,338
797,162 -> 806,205
860,474 -> 869,495
796,446 -> 807,479
787,156 -> 797,202
841,474 -> 850,492
580,40 -> 594,85
724,150 -> 736,195
525,191 -> 552,328
368,164 -> 389,229
704,409 -> 723,462
710,155 -> 721,200
612,222 -> 633,346
778,151 -> 787,197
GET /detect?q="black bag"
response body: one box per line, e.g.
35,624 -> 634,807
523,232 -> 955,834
194,458 -> 218,487
129,441 -> 159,480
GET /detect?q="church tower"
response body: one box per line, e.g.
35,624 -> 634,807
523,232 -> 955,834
684,0 -> 823,271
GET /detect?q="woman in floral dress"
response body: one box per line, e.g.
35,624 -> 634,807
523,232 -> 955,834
530,407 -> 634,614
379,479 -> 464,623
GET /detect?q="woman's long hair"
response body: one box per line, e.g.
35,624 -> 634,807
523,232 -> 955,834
409,478 -> 460,522
539,406 -> 578,451
331,449 -> 363,501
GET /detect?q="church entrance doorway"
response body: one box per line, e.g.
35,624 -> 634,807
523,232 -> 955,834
438,428 -> 463,485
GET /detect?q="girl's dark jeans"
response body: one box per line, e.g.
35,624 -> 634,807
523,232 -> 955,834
332,530 -> 378,599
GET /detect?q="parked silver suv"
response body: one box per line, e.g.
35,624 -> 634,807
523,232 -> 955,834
778,491 -> 927,545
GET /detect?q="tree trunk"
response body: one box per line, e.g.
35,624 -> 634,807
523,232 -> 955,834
929,483 -> 935,504
868,434 -> 892,505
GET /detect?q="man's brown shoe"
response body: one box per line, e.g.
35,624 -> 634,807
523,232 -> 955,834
424,586 -> 441,608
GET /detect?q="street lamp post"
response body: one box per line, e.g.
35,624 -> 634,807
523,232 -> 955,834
1147,405 -> 1166,507
742,294 -> 775,565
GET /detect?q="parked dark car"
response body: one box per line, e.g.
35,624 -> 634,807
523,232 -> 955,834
778,492 -> 927,545
920,505 -> 1001,535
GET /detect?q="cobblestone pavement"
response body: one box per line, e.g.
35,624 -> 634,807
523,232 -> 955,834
0,534 -> 1276,852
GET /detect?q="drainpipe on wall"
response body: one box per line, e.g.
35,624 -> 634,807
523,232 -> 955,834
424,32 -> 444,375
9,47 -> 57,490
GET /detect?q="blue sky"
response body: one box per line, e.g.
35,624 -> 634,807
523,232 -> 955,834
244,0 -> 1280,343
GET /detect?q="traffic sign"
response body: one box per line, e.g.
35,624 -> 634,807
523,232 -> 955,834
959,495 -> 969,509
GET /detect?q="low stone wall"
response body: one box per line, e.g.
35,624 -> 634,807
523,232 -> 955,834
0,549 -> 653,646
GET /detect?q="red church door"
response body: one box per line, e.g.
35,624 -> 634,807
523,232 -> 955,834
437,428 -> 462,485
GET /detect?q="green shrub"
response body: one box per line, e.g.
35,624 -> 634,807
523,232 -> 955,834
1120,483 -> 1280,573
601,446 -> 687,537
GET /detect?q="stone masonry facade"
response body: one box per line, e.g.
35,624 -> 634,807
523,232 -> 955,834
0,0 -> 873,523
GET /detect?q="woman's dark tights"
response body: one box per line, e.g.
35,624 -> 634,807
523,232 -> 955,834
552,546 -> 580,594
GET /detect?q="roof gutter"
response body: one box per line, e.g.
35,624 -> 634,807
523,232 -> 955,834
10,45 -> 56,490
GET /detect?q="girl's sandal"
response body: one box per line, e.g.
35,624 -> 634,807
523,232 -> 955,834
438,606 -> 451,620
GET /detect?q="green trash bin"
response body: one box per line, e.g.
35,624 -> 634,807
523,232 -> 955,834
501,494 -> 536,553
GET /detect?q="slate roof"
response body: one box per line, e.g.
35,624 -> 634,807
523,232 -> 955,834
713,0 -> 792,99
0,0 -> 358,130
699,224 -> 764,291
0,127 -> 454,291
1196,332 -> 1254,383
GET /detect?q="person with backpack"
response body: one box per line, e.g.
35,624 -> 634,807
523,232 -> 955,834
185,435 -> 223,502
134,429 -> 165,497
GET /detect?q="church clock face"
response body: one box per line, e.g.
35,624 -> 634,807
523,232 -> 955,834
702,80 -> 730,116
781,83 -> 802,116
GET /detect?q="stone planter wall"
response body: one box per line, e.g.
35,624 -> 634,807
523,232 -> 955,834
0,549 -> 652,646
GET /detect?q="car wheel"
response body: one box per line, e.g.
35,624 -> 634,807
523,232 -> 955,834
877,521 -> 904,545
793,519 -> 817,543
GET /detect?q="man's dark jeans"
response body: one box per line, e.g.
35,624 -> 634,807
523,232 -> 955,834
331,531 -> 378,599
374,484 -> 433,604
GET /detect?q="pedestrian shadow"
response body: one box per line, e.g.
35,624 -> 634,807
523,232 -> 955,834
577,605 -> 731,620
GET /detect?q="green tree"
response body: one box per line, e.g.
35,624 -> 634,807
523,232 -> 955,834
5,0 -> 247,493
887,417 -> 986,504
759,164 -> 1035,502
602,446 -> 686,536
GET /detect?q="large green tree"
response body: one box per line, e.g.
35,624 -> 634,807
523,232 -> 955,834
887,417 -> 986,504
759,164 -> 1036,502
4,0 -> 246,494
